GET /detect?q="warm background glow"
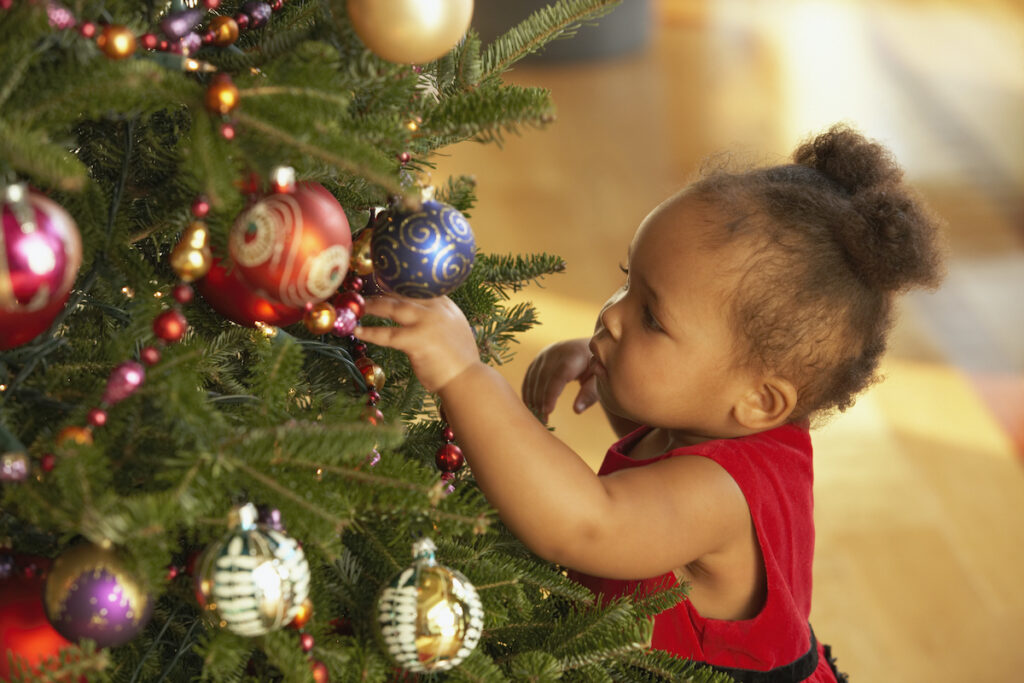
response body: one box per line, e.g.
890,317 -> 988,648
435,0 -> 1024,680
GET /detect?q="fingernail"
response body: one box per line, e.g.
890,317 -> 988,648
574,400 -> 585,412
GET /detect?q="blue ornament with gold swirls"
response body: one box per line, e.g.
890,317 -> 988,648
371,200 -> 475,298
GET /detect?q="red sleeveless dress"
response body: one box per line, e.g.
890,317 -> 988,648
569,423 -> 838,682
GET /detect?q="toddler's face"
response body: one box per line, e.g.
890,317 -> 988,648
588,193 -> 757,442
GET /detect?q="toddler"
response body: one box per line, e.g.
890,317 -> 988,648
356,125 -> 944,682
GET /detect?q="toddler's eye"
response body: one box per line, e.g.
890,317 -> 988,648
618,263 -> 629,276
642,306 -> 662,332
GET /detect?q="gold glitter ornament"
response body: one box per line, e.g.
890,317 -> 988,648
350,228 -> 375,276
205,73 -> 239,115
377,538 -> 483,673
97,24 -> 137,59
303,301 -> 337,335
356,357 -> 385,389
209,15 -> 240,47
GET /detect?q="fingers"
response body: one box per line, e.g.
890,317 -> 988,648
360,294 -> 428,326
572,373 -> 599,413
352,321 -> 409,350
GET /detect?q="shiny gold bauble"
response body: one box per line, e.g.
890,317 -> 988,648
170,222 -> 213,282
56,425 -> 93,447
356,358 -> 385,389
350,229 -> 375,276
303,301 -> 337,335
209,15 -> 240,47
346,0 -> 474,64
96,25 -> 137,59
205,74 -> 239,115
377,538 -> 483,673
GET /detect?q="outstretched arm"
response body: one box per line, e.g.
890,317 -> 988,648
355,295 -> 749,580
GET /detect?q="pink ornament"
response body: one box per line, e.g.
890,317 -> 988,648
46,1 -> 76,30
0,185 -> 82,350
102,361 -> 145,405
140,346 -> 161,366
331,306 -> 358,337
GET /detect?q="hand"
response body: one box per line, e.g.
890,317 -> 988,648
354,295 -> 481,393
522,338 -> 598,423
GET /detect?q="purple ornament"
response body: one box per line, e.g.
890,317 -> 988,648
366,448 -> 381,468
331,306 -> 359,337
102,361 -> 145,405
180,31 -> 202,56
43,542 -> 152,648
243,1 -> 273,29
160,8 -> 204,40
0,452 -> 29,482
257,504 -> 285,531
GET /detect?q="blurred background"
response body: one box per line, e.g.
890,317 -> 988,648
433,0 -> 1024,680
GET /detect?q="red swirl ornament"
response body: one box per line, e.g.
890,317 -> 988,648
197,258 -> 304,328
228,182 -> 351,308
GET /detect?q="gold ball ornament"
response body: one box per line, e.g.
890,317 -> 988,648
209,15 -> 240,47
346,0 -> 474,64
170,222 -> 213,282
356,357 -> 385,389
377,538 -> 484,673
350,228 -> 375,276
205,73 -> 239,115
56,425 -> 93,447
96,24 -> 137,59
303,301 -> 337,335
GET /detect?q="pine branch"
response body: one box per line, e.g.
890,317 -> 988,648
421,83 -> 555,147
232,110 -> 403,196
0,119 -> 88,191
480,0 -> 622,81
477,252 -> 567,297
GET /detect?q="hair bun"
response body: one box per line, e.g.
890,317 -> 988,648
793,124 -> 901,194
840,188 -> 943,291
794,125 -> 944,291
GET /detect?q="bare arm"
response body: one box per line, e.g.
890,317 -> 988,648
355,295 -> 750,579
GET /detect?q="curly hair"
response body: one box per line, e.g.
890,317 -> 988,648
690,124 -> 946,419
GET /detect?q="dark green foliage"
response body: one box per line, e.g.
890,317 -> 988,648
0,1 -> 728,681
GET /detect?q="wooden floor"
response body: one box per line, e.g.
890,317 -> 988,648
434,1 -> 1024,680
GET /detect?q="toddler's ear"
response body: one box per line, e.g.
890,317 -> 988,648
734,376 -> 797,431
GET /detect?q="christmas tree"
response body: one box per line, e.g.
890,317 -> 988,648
0,1 -> 728,681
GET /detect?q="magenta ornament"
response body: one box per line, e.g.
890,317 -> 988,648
331,306 -> 359,337
47,1 -> 75,29
0,452 -> 30,482
180,31 -> 202,55
102,361 -> 145,405
1,184 -> 82,350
